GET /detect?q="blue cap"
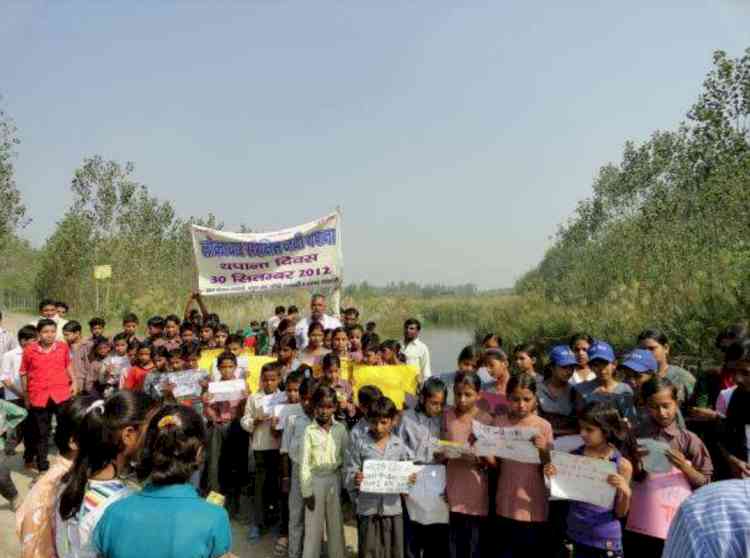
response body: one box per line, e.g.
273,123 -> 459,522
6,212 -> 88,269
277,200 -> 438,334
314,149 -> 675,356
587,340 -> 615,363
620,349 -> 657,374
549,345 -> 578,367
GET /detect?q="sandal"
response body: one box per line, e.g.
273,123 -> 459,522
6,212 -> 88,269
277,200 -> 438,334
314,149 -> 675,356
274,537 -> 289,557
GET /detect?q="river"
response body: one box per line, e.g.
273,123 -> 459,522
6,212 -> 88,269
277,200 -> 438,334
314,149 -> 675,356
418,326 -> 474,375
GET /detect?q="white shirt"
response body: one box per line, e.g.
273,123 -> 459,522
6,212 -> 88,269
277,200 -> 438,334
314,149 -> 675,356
294,314 -> 342,350
267,315 -> 283,335
30,316 -> 68,341
0,327 -> 18,356
1,346 -> 23,400
403,337 -> 432,382
569,369 -> 596,385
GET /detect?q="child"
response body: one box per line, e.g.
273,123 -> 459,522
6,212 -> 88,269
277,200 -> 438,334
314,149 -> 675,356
85,318 -> 106,348
62,321 -> 87,396
92,405 -> 232,558
493,374 -> 553,558
350,385 -> 384,446
538,345 -> 578,437
102,333 -> 131,396
300,385 -> 348,558
275,334 -> 300,380
569,333 -> 596,385
512,343 -> 543,383
122,343 -> 154,392
397,378 -> 449,558
214,324 -> 230,349
241,362 -> 284,540
330,327 -> 351,367
300,323 -> 330,375
1,325 -> 37,459
87,337 -> 112,396
0,398 -> 27,510
120,313 -> 140,344
441,372 -> 494,558
55,391 -> 153,557
362,342 -> 381,366
627,377 -> 713,556
323,329 -> 334,351
346,396 -> 414,558
479,349 -> 510,417
199,322 -> 216,349
481,333 -> 502,350
180,323 -> 197,346
203,352 -> 248,509
145,316 -> 165,347
321,353 -> 355,423
574,341 -> 636,424
161,315 -> 183,352
443,345 -> 483,407
16,395 -> 95,558
281,375 -> 315,558
142,347 -> 171,400
347,324 -> 365,363
544,402 -> 633,558
378,339 -> 401,366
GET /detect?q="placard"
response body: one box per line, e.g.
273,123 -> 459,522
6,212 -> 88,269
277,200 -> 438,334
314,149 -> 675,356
549,450 -> 617,508
405,465 -> 449,525
472,421 -> 541,464
434,439 -> 473,459
553,435 -> 584,453
259,392 -> 288,416
273,403 -> 303,430
165,369 -> 206,399
638,438 -> 673,474
208,379 -> 247,402
626,470 -> 692,539
360,460 -> 420,494
351,364 -> 419,409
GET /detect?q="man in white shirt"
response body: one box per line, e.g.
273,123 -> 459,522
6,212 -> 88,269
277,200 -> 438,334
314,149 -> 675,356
402,318 -> 432,383
29,298 -> 67,341
267,305 -> 286,339
0,311 -> 19,356
294,294 -> 342,350
1,325 -> 37,456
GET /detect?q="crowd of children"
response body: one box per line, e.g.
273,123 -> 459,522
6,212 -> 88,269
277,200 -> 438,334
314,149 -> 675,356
2,298 -> 750,558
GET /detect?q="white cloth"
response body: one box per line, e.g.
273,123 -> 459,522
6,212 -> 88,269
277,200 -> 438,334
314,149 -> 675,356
0,328 -> 18,357
569,369 -> 596,385
295,315 -> 342,350
267,315 -> 282,336
1,346 -> 23,400
716,386 -> 737,418
403,337 -> 432,382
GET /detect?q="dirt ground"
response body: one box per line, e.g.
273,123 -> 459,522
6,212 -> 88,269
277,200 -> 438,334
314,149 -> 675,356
0,312 -> 358,558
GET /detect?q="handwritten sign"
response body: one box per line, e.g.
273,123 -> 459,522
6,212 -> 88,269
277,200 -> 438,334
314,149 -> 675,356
406,465 -> 449,525
361,460 -> 419,494
166,370 -> 206,399
549,450 -> 617,508
626,470 -> 692,539
472,421 -> 541,464
352,364 -> 419,409
273,403 -> 303,430
638,438 -> 673,474
259,392 -> 288,416
434,439 -> 472,459
208,379 -> 247,402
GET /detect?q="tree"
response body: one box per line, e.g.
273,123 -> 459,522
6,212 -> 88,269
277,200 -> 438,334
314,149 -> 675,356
0,103 -> 28,251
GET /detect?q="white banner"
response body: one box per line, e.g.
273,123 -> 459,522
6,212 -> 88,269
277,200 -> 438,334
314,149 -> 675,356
191,210 -> 343,296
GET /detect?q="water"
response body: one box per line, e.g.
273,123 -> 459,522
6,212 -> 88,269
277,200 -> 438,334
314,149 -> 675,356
418,326 -> 474,375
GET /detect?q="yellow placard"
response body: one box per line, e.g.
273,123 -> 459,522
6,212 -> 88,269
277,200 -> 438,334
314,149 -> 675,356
199,348 -> 257,374
245,356 -> 278,394
93,265 -> 112,280
351,364 -> 419,409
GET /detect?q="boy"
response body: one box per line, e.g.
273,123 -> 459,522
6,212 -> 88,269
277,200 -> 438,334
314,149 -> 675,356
146,316 -> 166,347
121,313 -> 141,343
55,301 -> 69,318
62,321 -> 90,395
162,315 -> 183,352
180,323 -> 197,345
1,325 -> 36,458
342,307 -> 360,329
267,306 -> 286,338
31,299 -> 67,341
286,306 -> 300,325
20,319 -> 75,471
87,317 -> 106,341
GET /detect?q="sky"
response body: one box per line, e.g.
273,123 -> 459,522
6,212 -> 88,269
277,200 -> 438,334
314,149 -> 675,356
2,1 -> 749,289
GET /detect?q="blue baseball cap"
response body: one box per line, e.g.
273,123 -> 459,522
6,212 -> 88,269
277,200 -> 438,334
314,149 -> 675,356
620,349 -> 658,374
587,340 -> 615,363
549,345 -> 578,367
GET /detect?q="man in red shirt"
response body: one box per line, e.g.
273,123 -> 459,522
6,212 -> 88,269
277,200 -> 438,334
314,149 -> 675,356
20,318 -> 76,472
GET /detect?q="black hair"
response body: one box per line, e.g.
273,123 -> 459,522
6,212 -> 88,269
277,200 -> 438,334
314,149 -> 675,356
299,376 -> 316,398
38,298 -> 56,312
347,324 -> 364,335
640,376 -> 679,402
637,328 -> 669,347
36,318 -> 56,332
54,394 -> 98,455
344,307 -> 360,317
404,318 -> 421,331
276,334 -> 297,352
715,322 -> 748,351
225,333 -> 243,347
216,351 -> 237,367
365,321 -> 376,331
60,391 -> 154,519
507,373 -> 538,395
152,346 -> 170,361
180,322 -> 196,335
569,333 -> 595,348
458,345 -> 479,364
312,385 -> 337,407
367,396 -> 398,420
164,314 -> 181,326
275,305 -> 286,315
137,404 -> 206,485
296,363 -> 314,378
260,361 -> 281,379
358,385 -> 383,408
418,377 -> 447,413
331,327 -> 348,339
287,305 -> 299,314
482,348 -> 508,365
721,331 -> 750,360
579,401 -> 640,475
307,322 -> 325,336
216,323 -> 230,335
147,316 -> 165,328
122,313 -> 139,324
481,333 -> 503,347
88,336 -> 111,362
454,371 -> 482,393
322,353 -> 341,371
166,348 -> 183,361
205,312 -> 220,324
181,343 -> 201,359
362,333 -> 381,350
18,325 -> 38,343
88,317 -> 106,329
56,301 -> 69,311
286,369 -> 305,386
127,338 -> 141,352
112,332 -> 129,345
380,339 -> 400,353
513,342 -> 539,360
62,321 -> 82,334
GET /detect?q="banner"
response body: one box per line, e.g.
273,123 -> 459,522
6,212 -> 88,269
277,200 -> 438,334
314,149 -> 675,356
549,450 -> 617,508
352,364 -> 419,409
191,210 -> 343,296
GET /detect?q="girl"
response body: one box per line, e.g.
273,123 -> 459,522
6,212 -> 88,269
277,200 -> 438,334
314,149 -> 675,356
104,333 -> 131,394
544,402 -> 633,558
479,349 -> 510,417
55,391 -> 153,558
122,343 -> 154,392
347,324 -> 365,363
494,374 -> 553,558
718,338 -> 750,478
275,334 -> 300,380
379,340 -> 401,366
330,327 -> 353,383
638,329 -> 696,409
321,353 -> 355,423
397,378 -> 449,558
214,324 -> 230,349
538,345 -> 578,437
627,377 -> 713,556
445,346 -> 482,407
512,343 -> 543,383
323,328 -> 334,351
200,322 -> 217,349
88,337 -> 111,396
92,405 -> 233,558
299,323 -> 330,378
569,333 -> 596,385
142,346 -> 170,400
17,395 -> 95,558
481,333 -> 502,350
442,372 -> 494,558
300,386 -> 348,558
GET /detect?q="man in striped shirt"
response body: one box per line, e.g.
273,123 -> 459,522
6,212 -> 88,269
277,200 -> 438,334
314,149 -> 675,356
663,480 -> 750,558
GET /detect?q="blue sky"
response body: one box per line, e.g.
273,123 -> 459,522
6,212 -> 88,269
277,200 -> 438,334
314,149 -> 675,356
3,1 -> 749,289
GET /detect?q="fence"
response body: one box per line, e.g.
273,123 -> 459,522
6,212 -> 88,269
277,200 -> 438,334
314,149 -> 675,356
0,290 -> 38,313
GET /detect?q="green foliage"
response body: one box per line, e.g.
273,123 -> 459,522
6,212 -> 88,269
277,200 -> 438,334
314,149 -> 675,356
0,104 -> 28,250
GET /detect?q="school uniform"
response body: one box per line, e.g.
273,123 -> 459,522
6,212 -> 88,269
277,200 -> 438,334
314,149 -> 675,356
280,413 -> 312,558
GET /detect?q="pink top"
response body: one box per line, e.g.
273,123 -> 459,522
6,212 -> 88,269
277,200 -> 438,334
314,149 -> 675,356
442,407 -> 494,516
479,391 -> 509,417
494,413 -> 553,522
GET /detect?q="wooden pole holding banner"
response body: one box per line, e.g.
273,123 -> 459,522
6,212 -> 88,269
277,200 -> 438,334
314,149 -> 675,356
331,205 -> 343,319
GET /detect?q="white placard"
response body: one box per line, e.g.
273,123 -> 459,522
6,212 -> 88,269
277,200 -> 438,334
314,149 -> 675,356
259,392 -> 288,416
166,370 -> 206,399
554,435 -> 585,453
360,460 -> 420,494
549,450 -> 617,508
638,438 -> 673,474
472,421 -> 541,464
406,465 -> 449,525
273,403 -> 303,430
208,379 -> 247,402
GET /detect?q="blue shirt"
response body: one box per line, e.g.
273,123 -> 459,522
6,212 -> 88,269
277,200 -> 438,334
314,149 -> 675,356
93,483 -> 232,558
663,480 -> 750,558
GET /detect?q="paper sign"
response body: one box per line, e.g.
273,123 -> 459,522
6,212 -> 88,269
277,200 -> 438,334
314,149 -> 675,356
554,435 -> 585,453
94,265 -> 112,280
351,364 -> 419,409
208,379 -> 247,402
626,470 -> 692,539
166,369 -> 206,399
549,450 -> 617,508
361,460 -> 420,494
638,438 -> 673,474
434,439 -> 472,459
259,392 -> 288,416
273,403 -> 303,430
472,421 -> 541,464
406,465 -> 449,525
